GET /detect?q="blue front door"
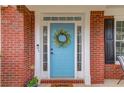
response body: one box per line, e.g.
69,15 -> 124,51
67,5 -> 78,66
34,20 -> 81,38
50,23 -> 75,78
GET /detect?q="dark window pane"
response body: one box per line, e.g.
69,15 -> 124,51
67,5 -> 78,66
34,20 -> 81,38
51,17 -> 58,20
77,63 -> 81,71
122,27 -> 124,32
44,17 -> 50,21
43,45 -> 47,52
121,47 -> 124,55
116,27 -> 121,32
116,42 -> 120,47
43,26 -> 48,71
77,36 -> 81,43
116,47 -> 120,54
77,54 -> 81,61
43,63 -> 47,71
43,54 -> 47,61
67,17 -> 73,20
121,42 -> 124,47
116,21 -> 122,27
75,17 -> 81,21
77,45 -> 81,52
59,17 -> 66,20
43,36 -> 47,43
43,16 -> 82,21
77,26 -> 82,71
116,35 -> 121,40
122,21 -> 124,27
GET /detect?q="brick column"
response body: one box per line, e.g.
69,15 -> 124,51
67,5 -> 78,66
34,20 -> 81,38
1,6 -> 25,86
1,6 -> 35,86
30,11 -> 35,79
90,11 -> 105,84
0,6 -> 1,86
17,6 -> 35,85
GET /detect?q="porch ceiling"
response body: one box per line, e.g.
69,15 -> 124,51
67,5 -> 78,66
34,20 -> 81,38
26,5 -> 106,13
106,5 -> 124,8
26,5 -> 124,13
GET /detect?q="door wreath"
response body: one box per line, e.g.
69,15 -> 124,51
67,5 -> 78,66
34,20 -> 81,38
54,29 -> 71,48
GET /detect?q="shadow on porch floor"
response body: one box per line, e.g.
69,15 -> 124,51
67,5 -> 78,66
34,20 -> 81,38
39,79 -> 124,87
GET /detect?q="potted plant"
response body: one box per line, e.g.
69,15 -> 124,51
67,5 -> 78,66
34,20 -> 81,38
27,77 -> 39,87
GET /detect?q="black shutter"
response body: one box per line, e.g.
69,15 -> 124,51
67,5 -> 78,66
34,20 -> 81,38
104,18 -> 115,64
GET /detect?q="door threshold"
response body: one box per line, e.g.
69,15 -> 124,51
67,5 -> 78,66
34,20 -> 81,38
40,79 -> 84,84
48,78 -> 75,80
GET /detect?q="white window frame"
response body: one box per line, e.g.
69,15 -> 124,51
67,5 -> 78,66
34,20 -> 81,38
114,16 -> 124,64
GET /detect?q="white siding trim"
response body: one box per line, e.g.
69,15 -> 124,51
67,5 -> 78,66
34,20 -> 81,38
48,23 -> 50,79
84,12 -> 91,85
35,12 -> 41,80
74,23 -> 77,79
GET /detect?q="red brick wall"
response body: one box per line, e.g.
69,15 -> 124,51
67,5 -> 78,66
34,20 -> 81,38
90,11 -> 105,84
17,6 -> 35,85
0,6 -> 2,86
1,6 -> 35,86
1,6 -> 25,86
105,64 -> 123,79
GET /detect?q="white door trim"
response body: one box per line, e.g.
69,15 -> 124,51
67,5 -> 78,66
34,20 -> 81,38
34,12 -> 91,85
41,14 -> 84,79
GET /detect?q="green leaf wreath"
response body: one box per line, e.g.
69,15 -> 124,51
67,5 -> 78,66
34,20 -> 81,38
54,29 -> 71,48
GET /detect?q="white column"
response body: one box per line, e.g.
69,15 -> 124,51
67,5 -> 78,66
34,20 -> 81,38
84,11 -> 91,85
35,12 -> 41,80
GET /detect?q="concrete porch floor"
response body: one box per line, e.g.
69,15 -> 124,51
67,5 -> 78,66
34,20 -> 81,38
39,79 -> 124,87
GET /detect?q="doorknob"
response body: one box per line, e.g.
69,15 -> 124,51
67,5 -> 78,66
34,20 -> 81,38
51,48 -> 53,50
51,52 -> 54,54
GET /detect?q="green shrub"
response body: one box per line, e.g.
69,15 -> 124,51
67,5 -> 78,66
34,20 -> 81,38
27,77 -> 38,87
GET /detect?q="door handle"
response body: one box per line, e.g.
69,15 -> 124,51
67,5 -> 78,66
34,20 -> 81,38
51,52 -> 54,54
51,48 -> 53,51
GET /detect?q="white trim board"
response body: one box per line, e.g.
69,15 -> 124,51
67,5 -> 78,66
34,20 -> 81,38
34,13 -> 91,85
84,12 -> 91,85
41,21 -> 83,79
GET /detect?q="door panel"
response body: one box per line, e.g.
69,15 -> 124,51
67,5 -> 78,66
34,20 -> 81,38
50,23 -> 75,78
